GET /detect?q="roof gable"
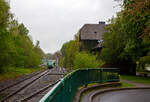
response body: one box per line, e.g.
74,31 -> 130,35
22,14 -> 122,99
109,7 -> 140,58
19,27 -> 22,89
80,23 -> 105,40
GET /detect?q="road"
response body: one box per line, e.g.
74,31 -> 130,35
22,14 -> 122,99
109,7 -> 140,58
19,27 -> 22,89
92,89 -> 150,102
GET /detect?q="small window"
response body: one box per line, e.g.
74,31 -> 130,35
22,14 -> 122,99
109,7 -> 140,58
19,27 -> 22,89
94,32 -> 97,34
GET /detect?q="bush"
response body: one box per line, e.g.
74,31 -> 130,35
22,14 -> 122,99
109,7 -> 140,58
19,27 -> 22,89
73,52 -> 100,69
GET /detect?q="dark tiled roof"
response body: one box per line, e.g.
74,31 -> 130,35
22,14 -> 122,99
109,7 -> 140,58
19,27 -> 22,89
79,23 -> 105,40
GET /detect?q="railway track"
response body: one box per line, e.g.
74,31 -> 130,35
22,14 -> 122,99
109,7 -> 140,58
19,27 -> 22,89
0,70 -> 45,93
0,67 -> 66,102
21,67 -> 66,102
0,70 -> 49,102
19,80 -> 60,102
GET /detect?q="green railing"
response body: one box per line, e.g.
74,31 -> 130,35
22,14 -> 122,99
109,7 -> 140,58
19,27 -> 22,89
39,68 -> 120,102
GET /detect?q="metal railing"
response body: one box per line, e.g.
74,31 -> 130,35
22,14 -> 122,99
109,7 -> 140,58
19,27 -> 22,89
39,68 -> 120,102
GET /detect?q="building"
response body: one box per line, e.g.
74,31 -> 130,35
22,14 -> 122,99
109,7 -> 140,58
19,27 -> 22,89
79,21 -> 106,53
79,21 -> 136,75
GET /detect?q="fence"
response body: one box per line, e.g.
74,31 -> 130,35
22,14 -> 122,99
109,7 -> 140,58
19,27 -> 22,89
39,68 -> 120,102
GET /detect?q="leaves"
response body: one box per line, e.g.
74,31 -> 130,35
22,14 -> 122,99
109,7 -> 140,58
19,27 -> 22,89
73,52 -> 100,69
101,0 -> 150,70
0,0 -> 45,72
60,39 -> 79,69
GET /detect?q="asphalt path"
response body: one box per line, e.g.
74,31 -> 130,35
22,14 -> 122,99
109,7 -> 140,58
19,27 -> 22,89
93,89 -> 150,102
81,80 -> 150,102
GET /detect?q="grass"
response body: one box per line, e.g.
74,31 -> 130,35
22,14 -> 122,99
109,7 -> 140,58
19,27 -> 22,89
87,82 -> 100,87
0,67 -> 44,81
79,81 -> 136,89
121,75 -> 150,85
120,82 -> 136,87
86,82 -> 136,88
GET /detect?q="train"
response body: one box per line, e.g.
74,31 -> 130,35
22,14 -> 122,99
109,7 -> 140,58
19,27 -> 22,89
46,60 -> 56,69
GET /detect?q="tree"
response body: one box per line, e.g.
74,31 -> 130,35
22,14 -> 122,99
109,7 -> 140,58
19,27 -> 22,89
0,0 -> 13,72
0,0 -> 9,28
0,0 -> 45,71
73,52 -> 100,69
18,23 -> 29,35
59,34 -> 79,69
100,0 -> 150,74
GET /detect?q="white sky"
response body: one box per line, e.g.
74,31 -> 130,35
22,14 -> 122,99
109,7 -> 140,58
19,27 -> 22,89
10,0 -> 121,53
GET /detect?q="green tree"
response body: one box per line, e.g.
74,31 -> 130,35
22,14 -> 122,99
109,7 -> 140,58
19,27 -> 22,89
73,52 -> 100,69
0,0 -> 14,72
101,0 -> 150,73
59,34 -> 79,69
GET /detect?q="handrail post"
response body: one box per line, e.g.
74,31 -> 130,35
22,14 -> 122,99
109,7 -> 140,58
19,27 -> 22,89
100,68 -> 103,83
85,69 -> 88,87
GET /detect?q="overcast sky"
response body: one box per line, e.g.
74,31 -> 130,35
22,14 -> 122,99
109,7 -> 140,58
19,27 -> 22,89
10,0 -> 121,54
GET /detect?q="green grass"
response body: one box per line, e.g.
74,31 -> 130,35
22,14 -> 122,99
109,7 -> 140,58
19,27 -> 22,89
87,82 -> 100,86
87,82 -> 136,88
136,71 -> 150,74
79,80 -> 136,89
0,67 -> 44,81
121,75 -> 150,85
120,82 -> 136,87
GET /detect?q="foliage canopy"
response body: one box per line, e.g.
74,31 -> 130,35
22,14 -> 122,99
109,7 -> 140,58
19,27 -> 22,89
101,0 -> 150,70
0,0 -> 45,72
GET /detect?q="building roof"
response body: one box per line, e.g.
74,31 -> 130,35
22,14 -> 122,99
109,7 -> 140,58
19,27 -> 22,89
79,22 -> 106,40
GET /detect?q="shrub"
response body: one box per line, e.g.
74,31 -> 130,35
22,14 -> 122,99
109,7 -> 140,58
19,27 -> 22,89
73,52 -> 100,69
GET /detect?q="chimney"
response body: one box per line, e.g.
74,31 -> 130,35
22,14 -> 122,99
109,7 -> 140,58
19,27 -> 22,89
99,21 -> 105,24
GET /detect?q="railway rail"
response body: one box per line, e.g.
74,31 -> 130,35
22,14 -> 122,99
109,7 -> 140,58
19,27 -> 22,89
0,70 -> 45,93
20,80 -> 60,102
0,67 -> 66,102
0,70 -> 49,102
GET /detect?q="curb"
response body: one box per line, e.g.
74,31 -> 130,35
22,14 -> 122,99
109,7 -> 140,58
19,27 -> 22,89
73,82 -> 121,102
90,87 -> 150,102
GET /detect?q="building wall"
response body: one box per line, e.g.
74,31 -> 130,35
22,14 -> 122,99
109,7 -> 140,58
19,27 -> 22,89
80,40 -> 98,51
